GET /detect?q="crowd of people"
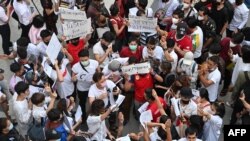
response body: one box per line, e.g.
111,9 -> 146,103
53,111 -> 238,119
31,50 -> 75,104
0,0 -> 250,140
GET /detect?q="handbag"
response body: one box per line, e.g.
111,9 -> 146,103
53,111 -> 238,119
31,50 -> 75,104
27,118 -> 46,141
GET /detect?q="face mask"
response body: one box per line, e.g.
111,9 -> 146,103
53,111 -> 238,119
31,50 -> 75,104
172,18 -> 179,24
8,123 -> 14,131
71,40 -> 79,46
181,99 -> 190,105
229,40 -> 236,47
81,60 -> 90,67
198,16 -> 204,21
101,81 -> 107,88
129,45 -> 137,51
183,3 -> 189,9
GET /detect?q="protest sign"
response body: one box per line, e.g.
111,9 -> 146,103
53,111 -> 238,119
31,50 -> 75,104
128,15 -> 157,33
46,33 -> 62,65
121,62 -> 151,75
59,7 -> 86,20
140,110 -> 153,129
60,0 -> 75,9
62,18 -> 91,40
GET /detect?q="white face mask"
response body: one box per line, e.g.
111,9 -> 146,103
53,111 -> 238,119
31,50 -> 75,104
229,40 -> 237,47
198,16 -> 204,21
172,18 -> 179,24
183,3 -> 189,9
8,123 -> 14,131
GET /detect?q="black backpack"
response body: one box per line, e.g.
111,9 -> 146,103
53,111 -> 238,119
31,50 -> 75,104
224,0 -> 234,23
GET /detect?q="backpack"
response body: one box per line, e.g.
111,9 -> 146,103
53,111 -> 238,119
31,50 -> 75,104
28,118 -> 46,141
224,0 -> 234,23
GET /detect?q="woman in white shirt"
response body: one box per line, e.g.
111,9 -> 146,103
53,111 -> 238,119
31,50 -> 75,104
0,2 -> 12,55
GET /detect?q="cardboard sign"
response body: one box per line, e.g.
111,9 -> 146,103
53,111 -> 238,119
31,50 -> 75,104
128,15 -> 157,33
62,18 -> 91,40
59,7 -> 86,20
121,62 -> 151,75
46,33 -> 62,65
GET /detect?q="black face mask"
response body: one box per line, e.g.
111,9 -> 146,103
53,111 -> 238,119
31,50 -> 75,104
181,99 -> 190,105
72,41 -> 79,46
101,43 -> 108,51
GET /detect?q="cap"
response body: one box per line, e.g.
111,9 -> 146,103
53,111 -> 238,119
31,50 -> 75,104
108,60 -> 121,72
25,71 -> 35,84
45,129 -> 61,140
183,51 -> 194,65
146,8 -> 153,18
176,23 -> 188,39
0,68 -> 4,73
180,87 -> 193,98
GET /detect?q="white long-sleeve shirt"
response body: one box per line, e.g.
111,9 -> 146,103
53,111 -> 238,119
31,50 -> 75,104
228,3 -> 249,31
158,0 -> 179,18
13,0 -> 32,25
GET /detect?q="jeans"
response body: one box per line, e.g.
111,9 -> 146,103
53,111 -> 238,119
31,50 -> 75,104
0,24 -> 12,54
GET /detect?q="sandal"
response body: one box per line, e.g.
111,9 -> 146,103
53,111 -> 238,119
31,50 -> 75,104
220,89 -> 228,96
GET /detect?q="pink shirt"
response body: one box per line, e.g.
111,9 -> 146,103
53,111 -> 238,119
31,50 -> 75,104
28,25 -> 46,44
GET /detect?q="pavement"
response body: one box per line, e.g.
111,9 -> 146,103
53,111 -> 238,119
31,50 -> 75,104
0,0 -> 249,140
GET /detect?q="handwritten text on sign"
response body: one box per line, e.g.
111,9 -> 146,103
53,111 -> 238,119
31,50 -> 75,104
59,7 -> 86,20
128,15 -> 157,33
121,62 -> 151,75
62,18 -> 91,40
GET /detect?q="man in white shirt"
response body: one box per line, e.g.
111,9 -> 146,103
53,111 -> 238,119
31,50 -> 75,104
157,0 -> 179,18
129,0 -> 148,16
72,49 -> 99,121
176,127 -> 202,141
93,31 -> 115,68
227,0 -> 249,37
199,56 -> 221,102
37,29 -> 53,57
143,36 -> 164,61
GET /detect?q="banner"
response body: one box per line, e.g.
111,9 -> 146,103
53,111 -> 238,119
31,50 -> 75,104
46,33 -> 62,65
62,18 -> 91,40
59,7 -> 86,20
128,15 -> 157,33
121,62 -> 151,75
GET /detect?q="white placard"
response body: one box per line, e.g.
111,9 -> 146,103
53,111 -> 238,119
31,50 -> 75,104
115,95 -> 125,107
121,62 -> 151,75
128,15 -> 157,33
138,102 -> 149,114
75,106 -> 82,122
62,18 -> 91,40
59,7 -> 86,20
140,110 -> 153,129
46,33 -> 62,65
42,57 -> 53,78
116,135 -> 131,141
171,97 -> 180,117
96,27 -> 110,38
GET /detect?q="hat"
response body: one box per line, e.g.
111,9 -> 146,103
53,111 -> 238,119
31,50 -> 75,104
108,60 -> 121,72
25,71 -> 35,84
146,8 -> 153,18
45,129 -> 61,140
0,68 -> 4,73
176,23 -> 188,39
183,51 -> 194,65
180,87 -> 193,98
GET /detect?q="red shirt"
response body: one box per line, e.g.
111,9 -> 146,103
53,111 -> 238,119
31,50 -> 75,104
110,16 -> 126,39
219,37 -> 241,64
133,73 -> 154,103
67,39 -> 85,66
147,97 -> 167,122
119,46 -> 143,63
167,31 -> 193,58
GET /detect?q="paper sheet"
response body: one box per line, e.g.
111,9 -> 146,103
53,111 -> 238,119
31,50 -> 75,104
171,97 -> 180,117
116,135 -> 131,141
115,95 -> 125,107
139,110 -> 153,129
42,57 -> 53,78
138,102 -> 149,114
46,33 -> 62,65
75,106 -> 82,122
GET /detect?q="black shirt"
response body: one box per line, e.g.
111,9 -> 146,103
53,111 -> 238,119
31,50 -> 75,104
210,6 -> 228,34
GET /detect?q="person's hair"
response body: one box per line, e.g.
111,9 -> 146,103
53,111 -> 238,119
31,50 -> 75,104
189,115 -> 204,133
173,9 -> 184,19
10,62 -> 22,73
235,0 -> 244,5
166,38 -> 175,48
92,72 -> 104,82
209,43 -> 221,54
232,32 -> 244,44
128,36 -> 138,44
208,55 -> 220,66
128,56 -> 137,64
146,36 -> 157,45
161,61 -> 172,73
32,15 -> 45,28
89,99 -> 105,116
17,47 -> 27,59
47,108 -> 61,121
185,126 -> 198,137
110,3 -> 119,16
242,27 -> 250,41
199,88 -> 210,101
17,37 -> 29,47
242,45 -> 250,63
40,29 -> 52,39
102,31 -> 115,43
136,9 -> 146,16
186,17 -> 198,29
78,49 -> 89,57
31,93 -> 45,105
199,6 -> 209,15
212,101 -> 225,118
14,81 -> 29,95
57,98 -> 70,116
0,118 -> 7,133
159,115 -> 170,123
157,127 -> 167,140
145,88 -> 155,101
138,0 -> 148,9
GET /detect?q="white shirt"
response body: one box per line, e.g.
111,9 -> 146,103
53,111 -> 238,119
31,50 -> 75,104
149,127 -> 162,141
87,115 -> 107,141
170,50 -> 178,72
9,75 -> 24,93
0,6 -> 8,25
88,80 -> 116,107
72,59 -> 99,91
231,55 -> 250,86
158,0 -> 179,17
37,42 -> 48,57
191,26 -> 203,58
204,68 -> 221,102
102,57 -> 129,76
184,7 -> 198,19
32,105 -> 47,122
143,46 -> 164,61
177,138 -> 202,141
93,41 -> 110,68
129,7 -> 138,16
13,42 -> 40,58
13,0 -> 32,25
50,58 -> 74,98
202,115 -> 223,141
228,3 -> 249,30
176,99 -> 197,117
